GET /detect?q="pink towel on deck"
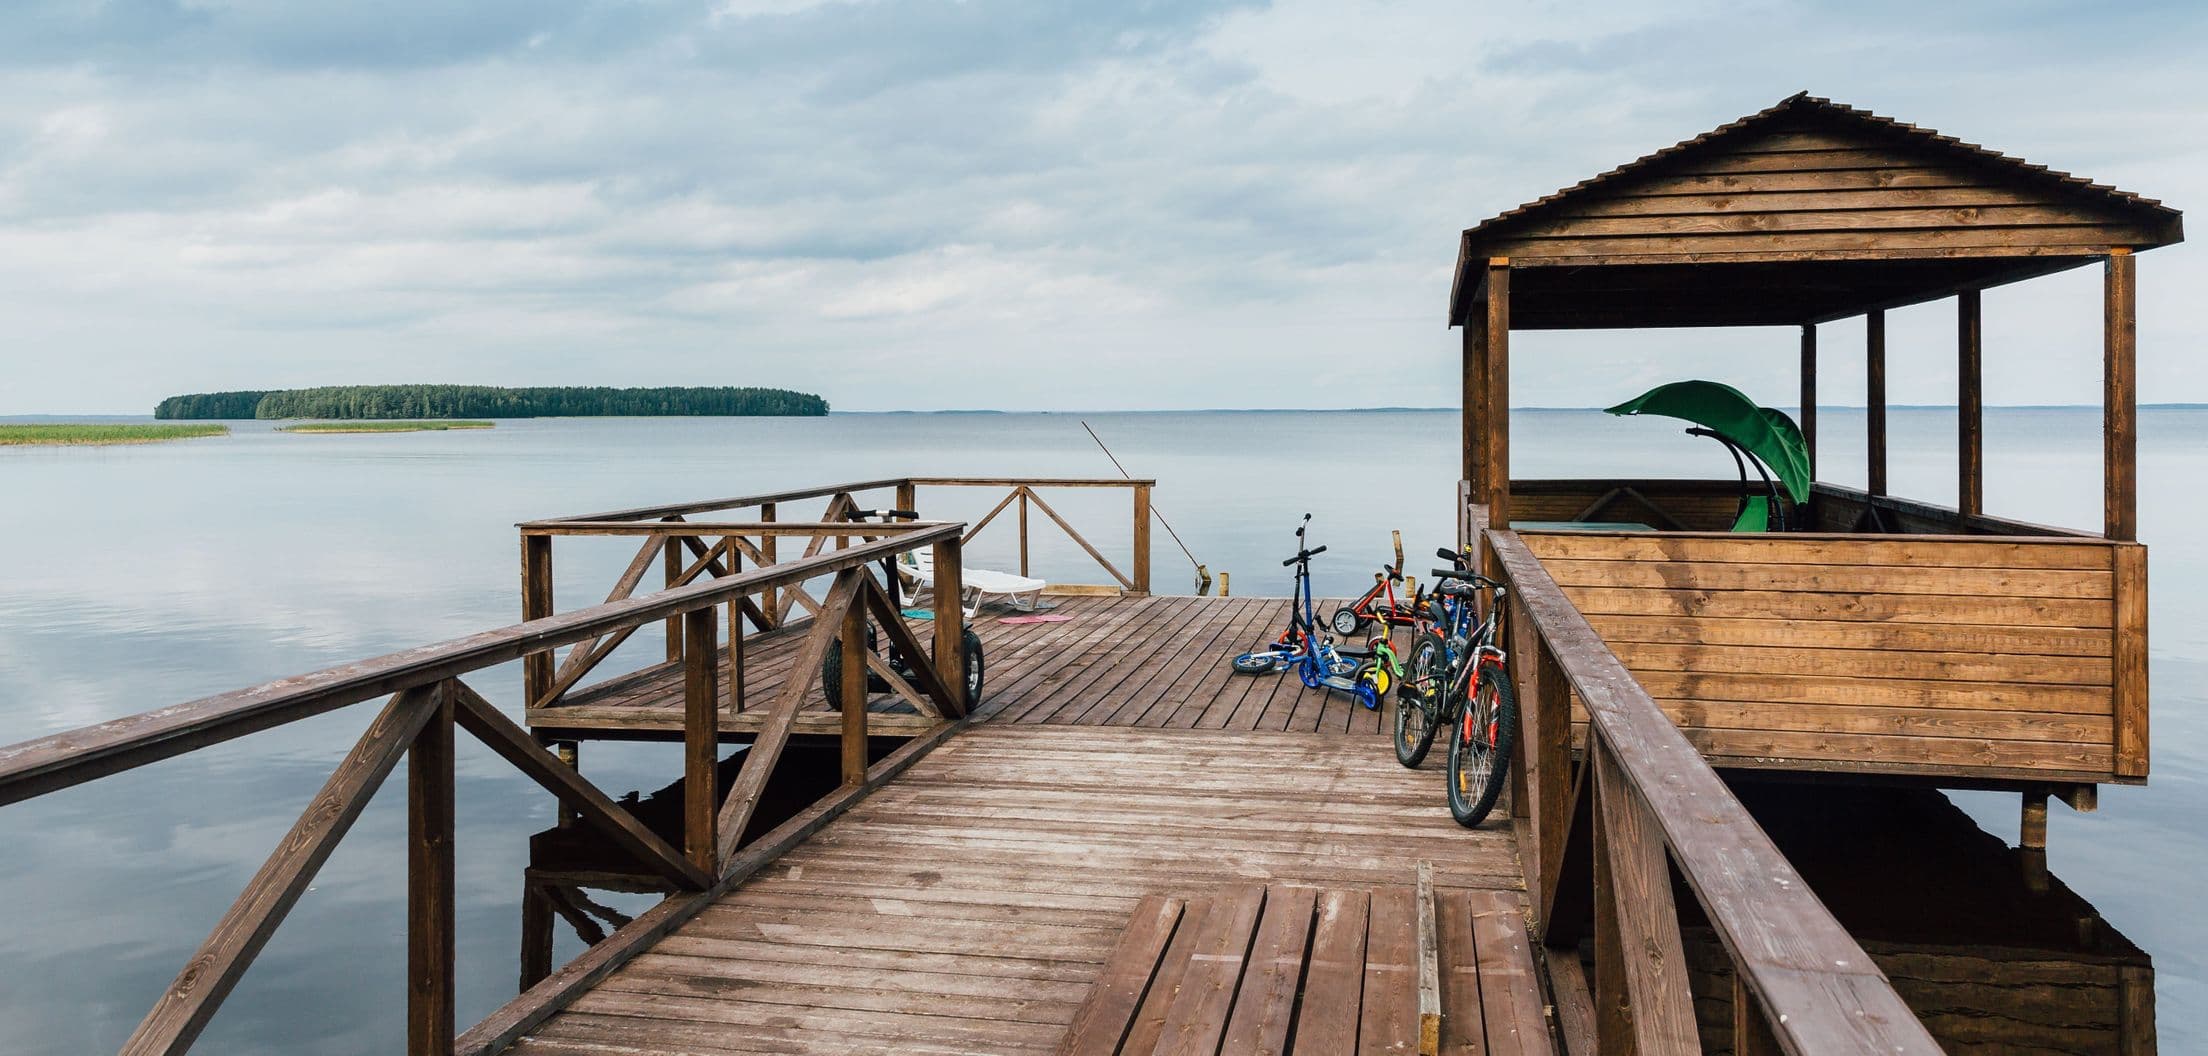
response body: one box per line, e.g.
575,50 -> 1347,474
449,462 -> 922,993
998,613 -> 1074,625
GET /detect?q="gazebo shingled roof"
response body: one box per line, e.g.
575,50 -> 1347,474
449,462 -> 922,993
1447,93 -> 2184,331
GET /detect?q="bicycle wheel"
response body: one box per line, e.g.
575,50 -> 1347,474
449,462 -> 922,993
1393,632 -> 1446,768
1232,651 -> 1280,674
1446,665 -> 1518,828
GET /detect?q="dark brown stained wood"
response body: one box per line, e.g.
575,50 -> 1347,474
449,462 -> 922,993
2106,250 -> 2138,540
1363,885 -> 1422,1056
1132,484 -> 1152,595
1799,324 -> 1816,469
448,684 -> 709,889
1218,885 -> 1319,1055
1298,888 -> 1372,1056
1958,289 -> 1984,517
1119,898 -> 1214,1056
2120,965 -> 2156,1056
1589,748 -> 1697,1053
1486,530 -> 1940,1055
1058,895 -> 1185,1056
758,502 -> 778,621
681,608 -> 719,874
840,604 -> 869,786
409,683 -> 457,1056
1416,862 -> 1443,1054
932,537 -> 968,715
518,886 -> 553,992
454,715 -> 972,1056
1548,955 -> 1597,1056
521,535 -> 556,706
536,477 -> 907,524
1732,972 -> 1779,1056
1866,308 -> 1887,497
1465,892 -> 1548,1055
1483,260 -> 1512,526
1026,488 -> 1136,591
121,688 -> 438,1056
1019,489 -> 1032,575
662,532 -> 683,663
2112,543 -> 2149,778
1518,530 -> 2118,569
1153,885 -> 1266,1056
1434,889 -> 1488,1056
1466,314 -> 1487,489
714,569 -> 866,864
858,576 -> 961,719
1516,601 -> 1573,936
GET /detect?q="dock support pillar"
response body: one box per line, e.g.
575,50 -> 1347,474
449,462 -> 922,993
2021,789 -> 2049,850
1799,324 -> 1817,476
1958,290 -> 1983,519
408,682 -> 457,1056
2106,251 -> 2137,541
1867,309 -> 1887,497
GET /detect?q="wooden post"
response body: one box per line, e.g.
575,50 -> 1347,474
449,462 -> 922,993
1464,309 -> 1487,490
1733,973 -> 1780,1056
727,549 -> 745,714
2021,789 -> 2049,850
1483,259 -> 1512,527
896,480 -> 917,516
1958,290 -> 1984,519
2106,251 -> 2137,541
841,604 -> 869,785
1799,324 -> 1817,471
408,682 -> 457,1056
1132,483 -> 1153,595
933,537 -> 967,714
1017,489 -> 1030,577
682,608 -> 718,873
2112,544 -> 2149,778
520,535 -> 554,706
663,536 -> 683,663
759,502 -> 778,623
1867,309 -> 1887,497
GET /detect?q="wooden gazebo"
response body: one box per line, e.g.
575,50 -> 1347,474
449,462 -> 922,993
1454,94 -> 2181,816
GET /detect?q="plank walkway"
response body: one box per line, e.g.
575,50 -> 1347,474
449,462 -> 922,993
530,595 -> 1397,738
507,725 -> 1542,1055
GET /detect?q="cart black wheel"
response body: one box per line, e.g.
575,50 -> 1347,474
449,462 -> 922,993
1330,607 -> 1363,636
1394,632 -> 1446,768
1447,666 -> 1518,828
820,623 -> 881,712
961,628 -> 985,706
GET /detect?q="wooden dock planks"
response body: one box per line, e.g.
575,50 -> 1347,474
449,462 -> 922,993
510,725 -> 1538,1055
529,595 -> 1398,739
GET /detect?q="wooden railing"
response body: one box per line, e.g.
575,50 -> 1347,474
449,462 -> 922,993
1486,524 -> 1944,1054
0,526 -> 974,1056
518,477 -> 1156,714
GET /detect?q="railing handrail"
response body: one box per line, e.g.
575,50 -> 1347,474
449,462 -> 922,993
0,523 -> 962,807
526,476 -> 1154,526
1487,526 -> 1942,1054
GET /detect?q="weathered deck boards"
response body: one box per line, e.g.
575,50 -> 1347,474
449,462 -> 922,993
505,724 -> 1536,1055
529,595 -> 1395,738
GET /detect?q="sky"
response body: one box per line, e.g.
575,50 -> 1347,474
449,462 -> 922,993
0,0 -> 2202,414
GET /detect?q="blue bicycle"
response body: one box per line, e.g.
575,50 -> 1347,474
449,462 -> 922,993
1229,515 -> 1385,711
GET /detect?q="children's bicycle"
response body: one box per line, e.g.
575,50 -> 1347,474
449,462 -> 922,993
1229,515 -> 1389,711
1328,531 -> 1426,635
1393,548 -> 1516,828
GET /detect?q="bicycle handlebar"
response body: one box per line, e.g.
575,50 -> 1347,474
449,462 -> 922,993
851,508 -> 921,521
1436,546 -> 1471,566
1284,545 -> 1327,567
1431,567 -> 1502,588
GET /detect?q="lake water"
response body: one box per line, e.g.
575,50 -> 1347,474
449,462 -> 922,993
1,408 -> 2202,1052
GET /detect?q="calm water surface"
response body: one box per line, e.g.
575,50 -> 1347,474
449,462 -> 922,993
1,409 -> 2201,1052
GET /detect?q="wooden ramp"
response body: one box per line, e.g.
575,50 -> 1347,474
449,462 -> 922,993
505,724 -> 1542,1055
530,595 -> 1397,739
1066,883 -> 1548,1056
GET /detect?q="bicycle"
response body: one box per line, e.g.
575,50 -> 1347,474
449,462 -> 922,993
1327,530 -> 1426,636
1229,515 -> 1387,711
1393,547 -> 1517,828
820,508 -> 985,712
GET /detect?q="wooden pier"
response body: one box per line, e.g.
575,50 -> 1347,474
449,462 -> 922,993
0,93 -> 2182,1055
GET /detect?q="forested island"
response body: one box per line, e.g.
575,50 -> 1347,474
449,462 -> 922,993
155,385 -> 829,420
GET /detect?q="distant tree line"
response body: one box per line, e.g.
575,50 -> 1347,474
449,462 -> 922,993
155,385 -> 829,420
155,391 -> 272,419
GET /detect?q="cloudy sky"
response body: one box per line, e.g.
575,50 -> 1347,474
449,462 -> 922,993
2,0 -> 2202,414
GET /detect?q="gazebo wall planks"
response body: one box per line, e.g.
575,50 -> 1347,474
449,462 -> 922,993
1451,93 -> 2178,793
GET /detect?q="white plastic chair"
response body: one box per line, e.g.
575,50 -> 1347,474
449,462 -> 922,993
898,548 -> 1046,618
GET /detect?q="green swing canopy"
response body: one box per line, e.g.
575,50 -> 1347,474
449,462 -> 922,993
1604,380 -> 1813,505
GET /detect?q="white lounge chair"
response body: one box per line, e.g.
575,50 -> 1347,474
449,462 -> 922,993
899,548 -> 1046,617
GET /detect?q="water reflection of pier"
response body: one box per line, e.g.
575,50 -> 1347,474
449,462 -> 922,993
522,769 -> 2156,1054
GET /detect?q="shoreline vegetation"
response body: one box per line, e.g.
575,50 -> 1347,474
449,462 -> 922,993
0,423 -> 230,446
156,384 -> 828,420
277,421 -> 494,434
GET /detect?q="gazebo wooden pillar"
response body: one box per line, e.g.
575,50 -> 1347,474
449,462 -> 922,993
2105,250 -> 2137,541
1959,291 -> 1983,518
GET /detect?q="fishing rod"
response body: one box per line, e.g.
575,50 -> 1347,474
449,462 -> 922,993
1080,420 -> 1214,595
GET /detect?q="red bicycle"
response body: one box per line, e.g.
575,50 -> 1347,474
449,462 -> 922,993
1328,531 -> 1426,635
